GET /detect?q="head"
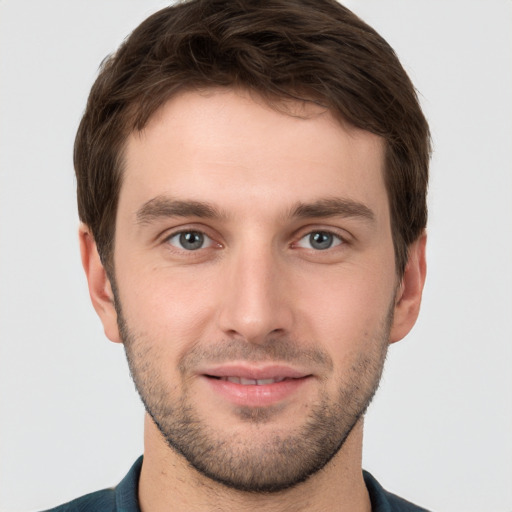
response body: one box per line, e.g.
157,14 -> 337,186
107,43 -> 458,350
77,0 -> 430,495
75,0 -> 430,279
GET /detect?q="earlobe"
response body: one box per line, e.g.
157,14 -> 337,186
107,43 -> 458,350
79,224 -> 122,344
389,232 -> 427,343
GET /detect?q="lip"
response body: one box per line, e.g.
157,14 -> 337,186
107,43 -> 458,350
198,364 -> 313,407
201,364 -> 309,380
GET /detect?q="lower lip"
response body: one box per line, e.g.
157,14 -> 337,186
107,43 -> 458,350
202,376 -> 311,407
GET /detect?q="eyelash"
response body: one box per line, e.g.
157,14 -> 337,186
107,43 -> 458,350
164,229 -> 218,251
294,230 -> 345,251
162,227 -> 348,253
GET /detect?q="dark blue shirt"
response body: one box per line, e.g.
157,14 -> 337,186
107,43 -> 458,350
44,457 -> 431,511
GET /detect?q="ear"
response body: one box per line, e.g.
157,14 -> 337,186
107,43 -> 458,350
389,232 -> 427,343
79,224 -> 122,344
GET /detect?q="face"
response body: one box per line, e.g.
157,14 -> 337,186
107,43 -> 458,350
89,88 -> 419,492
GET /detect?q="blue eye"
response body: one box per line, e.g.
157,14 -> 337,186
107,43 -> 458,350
167,231 -> 212,251
297,231 -> 342,250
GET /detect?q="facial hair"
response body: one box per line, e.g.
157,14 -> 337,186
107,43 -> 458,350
116,299 -> 391,493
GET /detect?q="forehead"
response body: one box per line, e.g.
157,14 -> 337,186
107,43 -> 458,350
120,88 -> 387,222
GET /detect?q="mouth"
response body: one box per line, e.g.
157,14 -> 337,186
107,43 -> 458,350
199,365 -> 313,407
207,375 -> 292,385
201,364 -> 310,383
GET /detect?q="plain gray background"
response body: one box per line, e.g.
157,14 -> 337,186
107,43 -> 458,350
1,1 -> 511,511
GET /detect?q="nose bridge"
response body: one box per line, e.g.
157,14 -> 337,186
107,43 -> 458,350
218,235 -> 291,343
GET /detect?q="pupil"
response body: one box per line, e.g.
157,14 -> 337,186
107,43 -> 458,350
180,231 -> 203,250
310,232 -> 332,250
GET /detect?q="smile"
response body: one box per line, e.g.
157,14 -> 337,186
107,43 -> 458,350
200,368 -> 313,407
212,376 -> 289,385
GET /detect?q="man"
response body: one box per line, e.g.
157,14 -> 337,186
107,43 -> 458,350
48,0 -> 430,510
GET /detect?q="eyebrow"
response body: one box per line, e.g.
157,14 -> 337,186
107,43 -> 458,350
135,196 -> 375,225
290,198 -> 375,222
136,196 -> 226,224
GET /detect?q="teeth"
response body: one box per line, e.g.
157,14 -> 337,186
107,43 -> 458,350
256,378 -> 276,385
221,376 -> 287,385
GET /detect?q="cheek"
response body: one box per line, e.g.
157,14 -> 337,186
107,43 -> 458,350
115,262 -> 218,351
295,263 -> 396,347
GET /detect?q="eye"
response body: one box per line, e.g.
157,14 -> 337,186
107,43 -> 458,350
296,231 -> 343,250
166,230 -> 213,251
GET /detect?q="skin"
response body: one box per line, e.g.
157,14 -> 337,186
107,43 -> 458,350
80,88 -> 426,512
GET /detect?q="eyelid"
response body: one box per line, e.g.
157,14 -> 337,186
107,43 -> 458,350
160,224 -> 223,250
295,231 -> 344,250
166,231 -> 214,249
291,225 -> 351,247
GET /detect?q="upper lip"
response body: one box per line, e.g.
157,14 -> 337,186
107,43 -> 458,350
199,364 -> 311,380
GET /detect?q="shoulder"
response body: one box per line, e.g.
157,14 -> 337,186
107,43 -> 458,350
363,471 -> 432,512
42,488 -> 116,512
41,457 -> 143,512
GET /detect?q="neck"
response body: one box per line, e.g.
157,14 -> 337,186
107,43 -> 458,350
138,414 -> 371,512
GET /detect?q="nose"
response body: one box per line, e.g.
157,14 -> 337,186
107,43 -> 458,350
217,242 -> 293,345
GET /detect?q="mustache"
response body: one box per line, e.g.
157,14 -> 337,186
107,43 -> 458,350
178,337 -> 334,373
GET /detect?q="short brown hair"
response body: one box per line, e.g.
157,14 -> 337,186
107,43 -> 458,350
74,0 -> 430,276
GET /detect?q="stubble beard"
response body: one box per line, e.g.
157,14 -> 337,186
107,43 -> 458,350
117,303 -> 391,493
